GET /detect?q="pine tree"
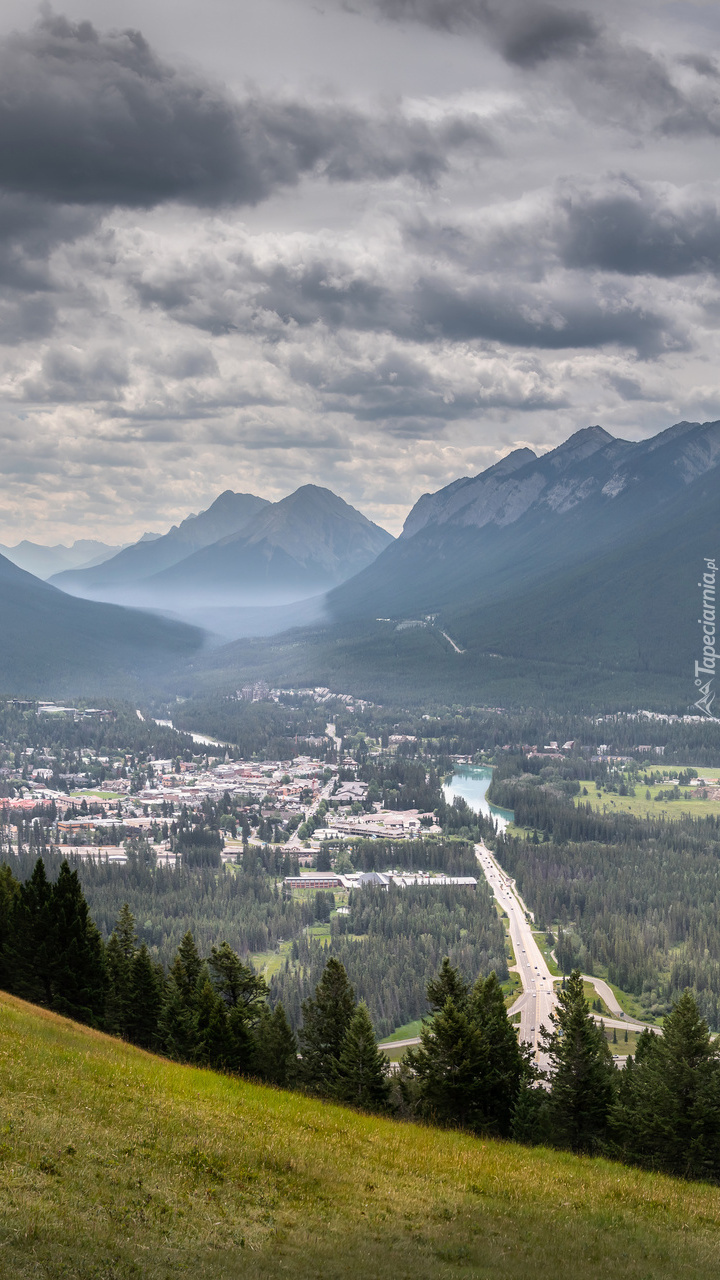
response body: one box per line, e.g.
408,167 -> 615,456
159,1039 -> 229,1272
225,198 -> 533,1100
195,979 -> 233,1069
468,970 -> 528,1136
171,931 -> 203,1006
126,944 -> 163,1050
406,996 -> 484,1130
541,969 -> 615,1152
0,864 -> 20,992
13,858 -> 54,1004
426,957 -> 469,1013
332,1001 -> 391,1111
158,976 -> 199,1061
255,1002 -> 298,1086
298,957 -> 356,1094
48,861 -> 107,1026
105,904 -> 137,1037
208,941 -> 267,1010
510,1078 -> 552,1145
613,991 -> 720,1180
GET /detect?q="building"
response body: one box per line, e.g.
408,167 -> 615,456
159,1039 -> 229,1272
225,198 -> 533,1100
283,873 -> 343,890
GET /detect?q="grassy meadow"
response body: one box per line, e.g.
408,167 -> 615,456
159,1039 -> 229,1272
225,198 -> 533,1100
572,767 -> 720,822
2,994 -> 720,1279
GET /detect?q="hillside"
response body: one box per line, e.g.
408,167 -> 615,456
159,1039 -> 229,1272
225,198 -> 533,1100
0,553 -> 202,696
1,993 -> 719,1280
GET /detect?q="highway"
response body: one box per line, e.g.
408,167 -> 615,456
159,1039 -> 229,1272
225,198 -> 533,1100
475,842 -> 556,1068
376,841 -> 660,1062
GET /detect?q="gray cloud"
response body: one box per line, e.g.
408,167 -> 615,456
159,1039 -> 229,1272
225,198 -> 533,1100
352,0 -> 599,65
0,12 -> 493,211
405,176 -> 720,281
129,235 -> 682,358
21,345 -> 130,402
344,0 -> 720,137
558,180 -> 720,277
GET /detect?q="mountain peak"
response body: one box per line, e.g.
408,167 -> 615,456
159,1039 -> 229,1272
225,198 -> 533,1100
545,424 -> 615,466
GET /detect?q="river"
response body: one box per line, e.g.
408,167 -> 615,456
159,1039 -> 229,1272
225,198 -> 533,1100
442,765 -> 513,832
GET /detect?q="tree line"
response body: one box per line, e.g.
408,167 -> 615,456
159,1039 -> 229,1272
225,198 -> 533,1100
2,855 -> 720,1183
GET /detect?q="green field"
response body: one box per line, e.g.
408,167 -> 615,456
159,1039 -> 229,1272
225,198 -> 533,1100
2,993 -> 720,1279
380,1018 -> 423,1043
573,767 -> 720,822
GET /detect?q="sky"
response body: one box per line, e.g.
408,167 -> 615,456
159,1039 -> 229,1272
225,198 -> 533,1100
2,0 -> 720,543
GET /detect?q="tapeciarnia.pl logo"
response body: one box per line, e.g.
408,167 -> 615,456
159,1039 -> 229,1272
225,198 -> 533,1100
694,557 -> 718,718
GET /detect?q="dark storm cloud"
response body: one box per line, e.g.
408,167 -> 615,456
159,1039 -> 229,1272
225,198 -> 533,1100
409,277 -> 676,356
347,1 -> 601,64
0,12 -> 494,210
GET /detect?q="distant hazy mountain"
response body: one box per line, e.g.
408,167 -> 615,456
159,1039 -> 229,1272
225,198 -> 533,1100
0,554 -> 202,696
51,490 -> 269,600
144,485 -> 393,606
200,419 -> 720,711
0,539 -> 126,580
328,420 -> 720,621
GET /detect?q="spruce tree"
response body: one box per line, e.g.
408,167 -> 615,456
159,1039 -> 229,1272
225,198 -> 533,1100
255,1002 -> 298,1086
105,904 -> 137,1037
208,941 -> 267,1010
159,931 -> 204,1060
13,858 -> 54,1004
0,864 -> 20,992
48,861 -> 107,1025
171,931 -> 203,1006
541,969 -> 615,1152
126,944 -> 163,1050
406,996 -> 484,1130
158,976 -> 198,1061
426,957 -> 469,1013
298,957 -> 356,1094
510,1078 -> 552,1145
332,1001 -> 391,1111
469,970 -> 527,1136
195,979 -> 233,1069
613,991 -> 720,1180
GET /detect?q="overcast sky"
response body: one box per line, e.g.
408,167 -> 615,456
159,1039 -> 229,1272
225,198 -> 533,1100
2,0 -> 720,543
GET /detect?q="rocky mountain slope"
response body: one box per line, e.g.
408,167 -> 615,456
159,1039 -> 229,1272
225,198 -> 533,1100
144,484 -> 393,606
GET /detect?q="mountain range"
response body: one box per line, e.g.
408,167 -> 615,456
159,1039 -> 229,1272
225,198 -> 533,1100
0,538 -> 129,580
200,419 -> 720,711
328,420 -> 720,621
4,421 -> 720,708
51,485 -> 392,612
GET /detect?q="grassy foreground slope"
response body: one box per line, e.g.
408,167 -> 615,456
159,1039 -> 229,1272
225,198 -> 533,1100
2,995 -> 720,1280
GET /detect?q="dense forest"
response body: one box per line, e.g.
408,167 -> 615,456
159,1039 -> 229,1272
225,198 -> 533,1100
271,881 -> 507,1037
4,834 -> 497,1036
489,760 -> 720,1027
